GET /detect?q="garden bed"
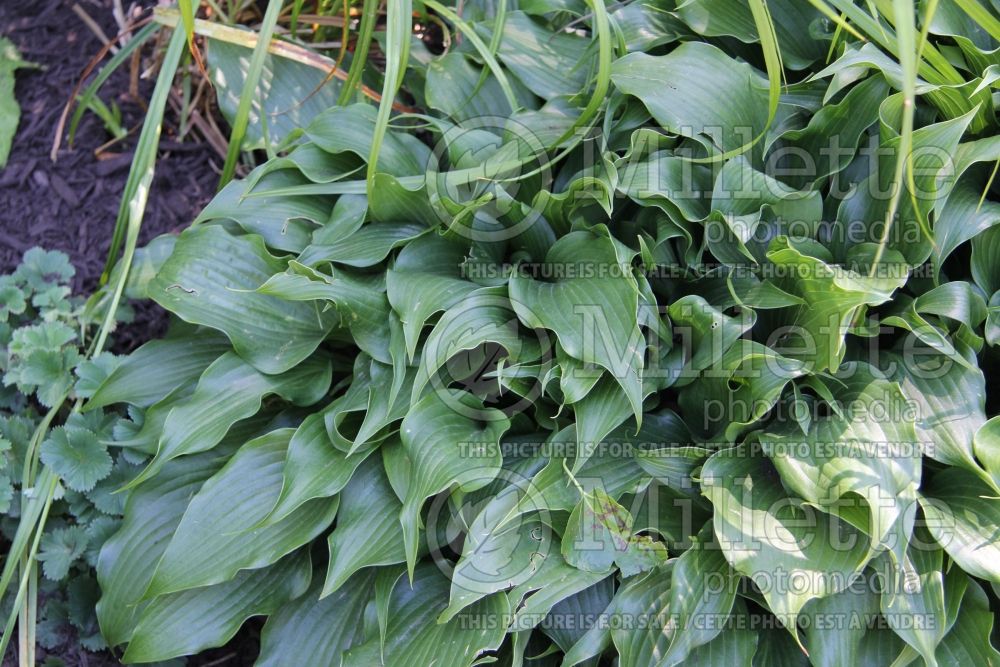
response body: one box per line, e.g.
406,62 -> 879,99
0,0 -> 217,293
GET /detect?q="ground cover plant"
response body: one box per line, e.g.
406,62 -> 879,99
5,0 -> 1000,664
1,249 -> 137,660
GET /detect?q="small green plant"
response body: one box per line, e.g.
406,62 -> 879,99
76,94 -> 128,141
0,249 -> 135,658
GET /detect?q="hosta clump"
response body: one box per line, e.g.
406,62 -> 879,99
0,249 -> 137,652
84,1 -> 1000,665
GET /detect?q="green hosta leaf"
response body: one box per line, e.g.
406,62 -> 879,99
299,222 -> 428,268
765,237 -> 907,372
660,543 -> 739,667
0,38 -> 38,167
679,340 -> 806,440
39,426 -> 112,493
772,75 -> 889,189
800,573 -> 886,667
542,577 -> 615,662
920,468 -> 1000,584
878,543 -> 948,666
441,486 -> 554,622
412,289 -> 540,402
932,176 -> 1000,273
342,562 -> 508,667
194,170 -> 326,253
974,416 -> 1000,490
935,576 -> 1000,666
304,103 -> 429,177
258,571 -> 375,667
881,284 -> 986,370
127,350 -> 330,487
607,563 -> 673,667
387,233 -> 479,360
675,0 -> 825,70
248,142 -> 361,188
705,156 -> 824,265
256,260 -> 394,364
507,551 -> 610,633
319,354 -> 414,456
266,412 -> 376,525
972,226 -> 1000,295
208,38 -> 341,150
571,375 -> 644,475
701,446 -> 870,635
883,345 -> 990,484
122,549 -> 312,663
486,11 -> 590,99
611,0 -> 686,52
323,456 -> 405,596
561,488 -> 632,574
148,225 -> 338,374
680,600 -> 757,666
399,390 -> 510,578
97,453 -> 222,647
760,363 -> 921,567
85,334 -> 229,410
510,230 -> 643,421
667,295 -> 754,376
425,52 -> 517,121
834,110 -> 976,267
751,621 -> 809,667
611,41 -> 769,158
143,429 -> 338,598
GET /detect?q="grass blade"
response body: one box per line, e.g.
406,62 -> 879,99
870,0 -> 917,274
366,0 -> 412,198
101,26 -> 187,283
336,0 -> 379,106
66,22 -> 159,147
217,0 -> 284,189
687,0 -> 783,164
422,0 -> 520,112
549,0 -> 613,148
954,0 -> 1000,42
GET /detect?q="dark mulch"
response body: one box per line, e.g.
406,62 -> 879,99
0,0 -> 219,296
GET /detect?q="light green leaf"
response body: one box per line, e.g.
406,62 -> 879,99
920,467 -> 1000,584
149,225 -> 338,374
701,446 -> 870,635
127,350 -> 331,487
39,426 -> 112,493
143,429 -> 339,598
399,390 -> 510,578
85,334 -> 229,410
342,562 -> 508,667
258,571 -> 375,667
611,42 -> 769,158
123,550 -> 312,663
510,230 -> 643,422
97,453 -> 222,647
323,456 -> 406,596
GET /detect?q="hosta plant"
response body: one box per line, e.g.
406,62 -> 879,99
12,0 -> 1000,664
